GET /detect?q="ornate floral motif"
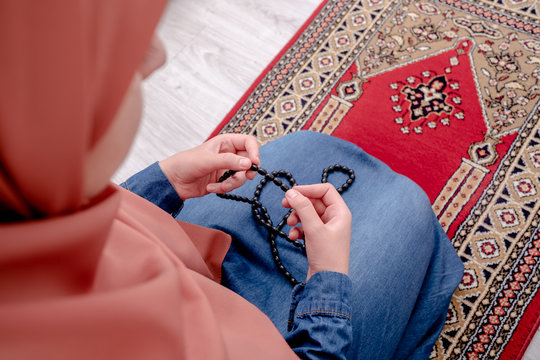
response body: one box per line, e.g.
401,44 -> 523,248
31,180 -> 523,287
402,75 -> 453,120
476,31 -> 540,136
453,18 -> 502,38
337,76 -> 364,101
358,5 -> 461,76
520,38 -> 540,54
388,43 -> 468,136
468,137 -> 500,166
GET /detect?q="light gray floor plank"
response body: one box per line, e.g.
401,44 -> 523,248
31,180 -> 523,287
523,326 -> 540,360
112,1 -> 540,359
113,0 -> 320,182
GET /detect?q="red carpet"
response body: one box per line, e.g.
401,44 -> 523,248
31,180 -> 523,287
212,1 -> 540,358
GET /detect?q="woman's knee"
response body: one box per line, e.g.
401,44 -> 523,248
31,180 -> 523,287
374,174 -> 436,261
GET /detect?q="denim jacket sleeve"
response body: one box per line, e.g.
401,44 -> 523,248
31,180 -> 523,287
286,271 -> 353,359
119,162 -> 184,217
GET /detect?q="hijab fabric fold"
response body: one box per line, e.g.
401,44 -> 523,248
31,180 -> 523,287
0,1 -> 298,358
0,0 -> 162,219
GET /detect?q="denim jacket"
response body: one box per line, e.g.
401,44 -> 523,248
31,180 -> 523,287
120,162 -> 353,359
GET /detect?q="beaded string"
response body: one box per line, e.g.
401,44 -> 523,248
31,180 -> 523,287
217,164 -> 355,286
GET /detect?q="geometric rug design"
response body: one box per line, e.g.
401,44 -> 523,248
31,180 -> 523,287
211,1 -> 540,358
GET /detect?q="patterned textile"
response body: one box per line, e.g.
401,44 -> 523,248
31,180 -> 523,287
211,1 -> 540,359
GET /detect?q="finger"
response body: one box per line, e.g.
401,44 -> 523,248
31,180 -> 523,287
282,197 -> 290,208
246,170 -> 257,180
288,226 -> 304,240
285,189 -> 323,229
310,199 -> 327,217
207,172 -> 247,193
283,196 -> 326,217
232,135 -> 260,165
207,180 -> 234,194
228,171 -> 248,189
287,211 -> 299,226
236,150 -> 249,159
236,150 -> 258,180
293,184 -> 346,209
218,134 -> 260,165
206,152 -> 252,173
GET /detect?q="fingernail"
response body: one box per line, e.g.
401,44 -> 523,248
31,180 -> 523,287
225,182 -> 233,190
240,158 -> 250,168
286,190 -> 298,199
207,184 -> 217,192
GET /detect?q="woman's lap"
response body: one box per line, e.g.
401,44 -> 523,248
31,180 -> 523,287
177,131 -> 463,359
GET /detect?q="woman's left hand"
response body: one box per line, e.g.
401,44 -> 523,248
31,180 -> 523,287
159,134 -> 260,200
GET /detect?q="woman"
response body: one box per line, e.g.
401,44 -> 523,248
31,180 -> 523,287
0,0 -> 463,359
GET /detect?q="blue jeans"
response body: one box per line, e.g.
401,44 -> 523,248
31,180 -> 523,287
178,131 -> 464,359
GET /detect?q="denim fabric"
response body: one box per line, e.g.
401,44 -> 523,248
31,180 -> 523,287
177,131 -> 464,359
119,162 -> 184,217
123,131 -> 464,359
287,271 -> 353,359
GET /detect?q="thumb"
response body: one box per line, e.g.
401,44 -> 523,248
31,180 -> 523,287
285,190 -> 322,229
205,153 -> 252,172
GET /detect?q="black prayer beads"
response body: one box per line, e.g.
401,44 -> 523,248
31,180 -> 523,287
217,164 -> 355,286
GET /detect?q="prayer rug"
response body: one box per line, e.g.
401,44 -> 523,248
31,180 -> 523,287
211,0 -> 540,358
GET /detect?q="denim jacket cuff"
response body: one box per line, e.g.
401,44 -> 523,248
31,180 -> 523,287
288,271 -> 352,331
119,162 -> 184,217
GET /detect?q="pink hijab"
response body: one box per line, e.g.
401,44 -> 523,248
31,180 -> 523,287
0,1 -> 296,358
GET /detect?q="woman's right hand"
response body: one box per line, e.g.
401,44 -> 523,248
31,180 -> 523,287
281,184 -> 351,282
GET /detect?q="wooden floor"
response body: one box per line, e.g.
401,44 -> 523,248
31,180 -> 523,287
113,0 -> 322,182
113,0 -> 540,358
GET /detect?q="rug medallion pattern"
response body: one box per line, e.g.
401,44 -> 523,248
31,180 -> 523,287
216,1 -> 540,358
